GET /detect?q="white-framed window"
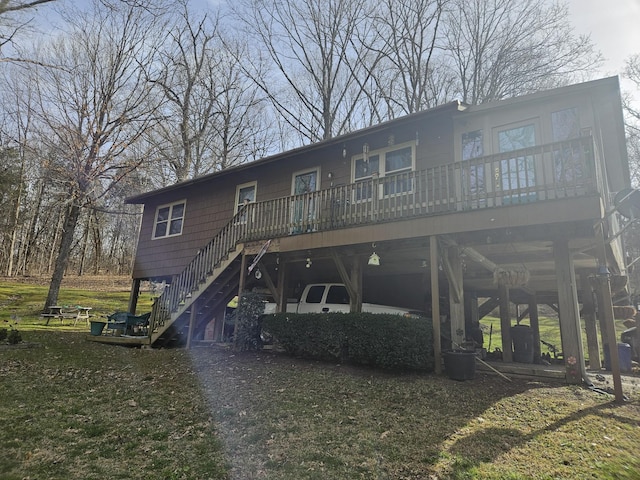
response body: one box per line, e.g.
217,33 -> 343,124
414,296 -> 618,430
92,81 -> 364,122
493,121 -> 538,203
153,200 -> 186,239
461,129 -> 485,197
291,167 -> 320,233
351,142 -> 415,200
235,181 -> 257,224
235,181 -> 257,213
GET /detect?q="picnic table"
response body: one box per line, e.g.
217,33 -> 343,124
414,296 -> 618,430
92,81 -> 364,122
41,306 -> 92,326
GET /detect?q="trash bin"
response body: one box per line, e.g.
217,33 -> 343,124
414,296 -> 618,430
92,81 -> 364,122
444,350 -> 476,381
511,324 -> 534,363
604,342 -> 632,373
89,320 -> 106,336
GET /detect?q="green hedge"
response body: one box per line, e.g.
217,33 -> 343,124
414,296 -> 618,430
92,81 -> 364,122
262,312 -> 434,372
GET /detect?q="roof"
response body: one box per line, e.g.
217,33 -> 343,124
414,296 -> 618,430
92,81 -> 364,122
125,101 -> 466,204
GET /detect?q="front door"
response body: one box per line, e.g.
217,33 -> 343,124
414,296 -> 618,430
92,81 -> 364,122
291,168 -> 319,233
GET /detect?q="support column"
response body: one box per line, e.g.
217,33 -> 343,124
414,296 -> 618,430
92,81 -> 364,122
580,272 -> 601,370
276,261 -> 286,313
350,257 -> 363,313
553,238 -> 585,384
528,293 -> 541,361
594,223 -> 623,402
234,253 -> 249,339
430,236 -> 442,374
128,278 -> 141,314
447,245 -> 465,349
186,300 -> 198,349
499,284 -> 513,362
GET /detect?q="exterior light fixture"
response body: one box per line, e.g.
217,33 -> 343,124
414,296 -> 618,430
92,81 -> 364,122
368,243 -> 380,266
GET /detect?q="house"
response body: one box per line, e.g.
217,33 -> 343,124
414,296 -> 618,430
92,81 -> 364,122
107,77 -> 631,384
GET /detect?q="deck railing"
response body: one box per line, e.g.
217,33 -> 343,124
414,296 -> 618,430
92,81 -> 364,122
148,136 -> 598,336
240,136 -> 598,241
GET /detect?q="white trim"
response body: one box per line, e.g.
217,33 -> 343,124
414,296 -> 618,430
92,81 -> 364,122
350,141 -> 416,182
234,181 -> 257,215
291,167 -> 321,195
152,199 -> 186,240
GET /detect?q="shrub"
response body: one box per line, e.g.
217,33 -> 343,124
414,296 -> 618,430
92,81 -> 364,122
0,328 -> 7,341
262,312 -> 434,372
7,328 -> 22,345
233,290 -> 265,351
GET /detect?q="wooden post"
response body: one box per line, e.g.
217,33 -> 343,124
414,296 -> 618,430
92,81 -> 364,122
128,278 -> 141,314
430,236 -> 441,374
447,245 -> 465,349
276,261 -> 286,313
553,239 -> 585,384
499,284 -> 513,362
350,256 -> 363,313
186,300 -> 198,349
528,293 -> 541,361
580,272 -> 601,370
234,253 -> 248,340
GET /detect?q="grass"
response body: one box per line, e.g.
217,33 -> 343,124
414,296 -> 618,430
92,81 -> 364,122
479,314 -> 630,363
2,279 -> 640,479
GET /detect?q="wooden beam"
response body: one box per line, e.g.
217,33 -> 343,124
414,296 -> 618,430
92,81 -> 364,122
441,245 -> 463,304
499,284 -> 513,362
350,256 -> 363,313
580,272 -> 601,370
235,253 -> 248,340
479,296 -> 500,319
447,245 -> 465,348
528,293 -> 541,361
276,260 -> 286,313
594,224 -> 624,402
553,238 -> 585,384
430,236 -> 442,374
258,261 -> 279,301
186,299 -> 198,349
332,249 -> 357,301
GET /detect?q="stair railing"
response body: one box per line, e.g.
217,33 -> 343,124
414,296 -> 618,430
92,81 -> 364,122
148,207 -> 250,334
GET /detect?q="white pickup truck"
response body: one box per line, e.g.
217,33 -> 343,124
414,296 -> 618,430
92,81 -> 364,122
263,283 -> 422,317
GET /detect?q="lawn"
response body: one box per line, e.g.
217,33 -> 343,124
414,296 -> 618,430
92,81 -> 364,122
2,279 -> 640,479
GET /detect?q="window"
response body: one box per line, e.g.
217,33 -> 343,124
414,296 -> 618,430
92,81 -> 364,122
354,154 -> 379,200
326,285 -> 350,304
384,146 -> 412,195
497,124 -> 537,202
352,143 -> 415,199
291,168 -> 320,233
305,285 -> 325,303
235,182 -> 256,213
153,200 -> 186,239
551,108 -> 584,184
461,130 -> 485,198
235,182 -> 256,223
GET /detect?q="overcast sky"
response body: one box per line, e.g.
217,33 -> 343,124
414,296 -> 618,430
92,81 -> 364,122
565,0 -> 639,74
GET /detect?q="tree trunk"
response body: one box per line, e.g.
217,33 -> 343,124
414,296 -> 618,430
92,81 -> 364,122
44,202 -> 81,309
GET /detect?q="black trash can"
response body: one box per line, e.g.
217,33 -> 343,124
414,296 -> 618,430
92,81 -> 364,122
444,350 -> 476,381
511,324 -> 534,363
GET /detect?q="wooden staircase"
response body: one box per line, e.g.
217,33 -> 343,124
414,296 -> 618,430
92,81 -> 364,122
147,210 -> 253,346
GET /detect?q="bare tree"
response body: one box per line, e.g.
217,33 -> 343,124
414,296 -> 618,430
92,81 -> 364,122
233,0 -> 372,143
443,0 -> 601,105
364,0 -> 449,118
0,0 -> 57,61
24,0 -> 166,307
149,1 -> 225,182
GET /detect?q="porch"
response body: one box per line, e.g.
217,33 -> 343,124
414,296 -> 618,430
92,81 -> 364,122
109,136 -> 627,389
